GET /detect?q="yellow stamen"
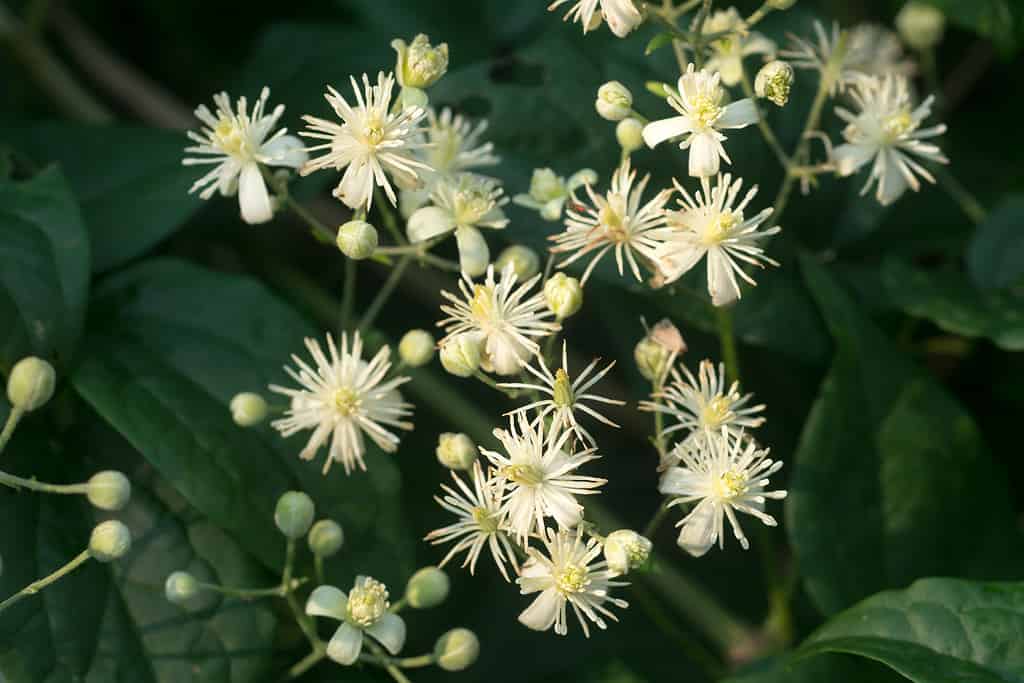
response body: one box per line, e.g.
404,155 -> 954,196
552,368 -> 575,407
555,563 -> 588,594
333,387 -> 361,416
500,463 -> 544,487
713,470 -> 747,500
702,211 -> 739,246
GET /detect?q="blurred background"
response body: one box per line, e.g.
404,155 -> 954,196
1,0 -> 1022,681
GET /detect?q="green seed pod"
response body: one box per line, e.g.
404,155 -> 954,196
7,356 -> 56,412
230,392 -> 268,426
398,330 -> 435,367
165,570 -> 200,605
434,628 -> 480,671
274,491 -> 315,539
308,519 -> 345,558
405,566 -> 450,609
86,470 -> 132,511
89,520 -> 132,562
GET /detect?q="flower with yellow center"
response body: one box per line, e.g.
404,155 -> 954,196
549,158 -> 673,284
659,428 -> 787,556
270,332 -> 414,475
306,577 -> 406,665
517,527 -> 628,637
832,74 -> 947,206
425,462 -> 520,582
643,63 -> 758,177
499,340 -> 624,447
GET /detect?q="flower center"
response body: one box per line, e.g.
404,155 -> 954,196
500,463 -> 545,487
555,563 -> 589,594
702,210 -> 739,246
882,108 -> 915,141
552,368 -> 575,407
469,284 -> 497,323
346,578 -> 389,627
598,197 -> 630,243
363,118 -> 387,147
691,93 -> 723,129
454,188 -> 493,225
700,395 -> 732,428
472,506 -> 500,533
333,387 -> 361,416
713,470 -> 747,500
430,129 -> 461,172
213,116 -> 247,157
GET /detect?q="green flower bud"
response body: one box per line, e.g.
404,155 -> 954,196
274,491 -> 315,539
634,319 -> 686,382
544,272 -> 584,320
596,81 -> 633,121
398,86 -> 429,110
337,220 -> 378,260
308,519 -> 345,558
86,470 -> 132,511
439,333 -> 483,378
405,566 -> 450,608
492,246 -> 535,281
392,33 -> 449,89
89,520 -> 132,562
165,570 -> 200,605
436,432 -> 477,470
398,330 -> 435,368
434,628 -> 480,671
896,2 -> 945,50
754,61 -> 794,107
7,356 -> 56,412
230,392 -> 268,427
603,529 -> 652,575
616,118 -> 645,153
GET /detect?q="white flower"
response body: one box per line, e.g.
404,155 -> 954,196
603,529 -> 652,575
270,333 -> 413,475
499,341 -> 624,447
549,158 -> 673,284
845,23 -> 916,81
481,414 -> 605,542
438,264 -> 561,376
306,578 -> 406,665
299,72 -> 429,211
183,87 -> 306,225
643,64 -> 758,177
514,167 -> 597,222
421,107 -> 500,177
648,174 -> 779,305
517,526 -> 628,637
659,429 -> 786,556
702,8 -> 776,86
832,74 -> 947,205
548,0 -> 643,38
425,462 -> 520,582
407,173 -> 509,276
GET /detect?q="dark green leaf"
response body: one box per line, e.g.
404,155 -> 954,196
967,194 -> 1024,290
921,0 -> 1023,56
0,166 -> 90,368
786,255 -> 1023,616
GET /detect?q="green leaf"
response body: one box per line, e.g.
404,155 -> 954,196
921,0 -> 1023,56
881,258 -> 1024,351
786,255 -> 1024,616
8,124 -> 202,272
800,578 -> 1024,683
967,194 -> 1024,290
72,259 -> 413,578
0,166 -> 90,368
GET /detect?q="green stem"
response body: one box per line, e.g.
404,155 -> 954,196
642,499 -> 671,539
374,190 -> 406,245
314,555 -> 325,586
744,0 -> 775,27
934,165 -> 987,224
286,645 -> 326,679
361,653 -> 435,669
0,407 -> 24,456
358,255 -> 412,332
0,550 -> 90,613
340,256 -> 357,334
0,469 -> 88,495
283,195 -> 335,244
690,0 -> 712,69
474,371 -> 518,399
389,596 -> 407,613
198,580 -> 292,599
739,67 -> 789,170
714,306 -> 739,385
367,640 -> 413,683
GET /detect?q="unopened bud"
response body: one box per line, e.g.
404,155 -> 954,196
595,81 -> 633,121
274,491 -> 315,539
89,520 -> 132,562
544,273 -> 584,320
392,34 -> 449,89
755,61 -> 794,107
528,168 -> 565,203
165,570 -> 200,605
440,333 -> 483,377
616,118 -> 645,153
495,245 -> 540,280
308,519 -> 345,557
405,566 -> 450,608
436,432 -> 477,470
896,2 -> 945,50
399,330 -> 435,367
603,529 -> 652,575
86,471 -> 131,511
230,392 -> 268,427
337,220 -> 378,260
7,356 -> 56,412
434,628 -> 480,671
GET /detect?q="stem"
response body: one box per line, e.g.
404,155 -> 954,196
286,646 -> 326,679
744,0 -> 775,27
642,499 -> 671,539
375,191 -> 406,245
280,539 -> 323,652
714,306 -> 739,385
739,68 -> 789,170
0,469 -> 88,495
630,581 -> 724,679
314,555 -> 325,586
339,257 -> 357,334
283,195 -> 335,244
474,371 -> 518,399
690,0 -> 712,69
362,653 -> 435,669
0,550 -> 90,613
367,640 -> 413,683
357,254 -> 412,332
0,407 -> 23,456
934,165 -> 987,224
199,581 -> 291,599
389,596 -> 407,613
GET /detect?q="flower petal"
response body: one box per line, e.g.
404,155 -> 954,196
677,499 -> 718,557
642,116 -> 691,148
717,98 -> 758,129
688,133 -> 721,177
263,134 -> 308,168
305,585 -> 348,620
518,588 -> 561,632
455,225 -> 490,277
326,622 -> 364,665
833,143 -> 874,177
239,162 -> 274,224
366,613 -> 407,655
408,205 -> 456,243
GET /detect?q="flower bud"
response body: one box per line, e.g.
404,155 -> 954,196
392,34 -> 449,89
755,61 -> 794,107
165,570 -> 200,605
230,392 -> 268,427
399,330 -> 435,367
439,333 -> 483,377
274,491 -> 315,539
595,81 -> 633,121
616,118 -> 645,153
544,272 -> 584,320
767,0 -> 796,9
336,220 -> 378,260
405,566 -> 450,608
436,432 -> 477,470
86,470 -> 132,511
89,520 -> 132,562
398,86 -> 429,110
495,245 -> 540,281
7,356 -> 56,412
433,628 -> 480,671
896,2 -> 945,50
635,319 -> 686,382
308,519 -> 345,558
528,168 -> 565,203
603,529 -> 652,575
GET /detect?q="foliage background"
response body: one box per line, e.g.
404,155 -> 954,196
1,0 -> 1023,681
